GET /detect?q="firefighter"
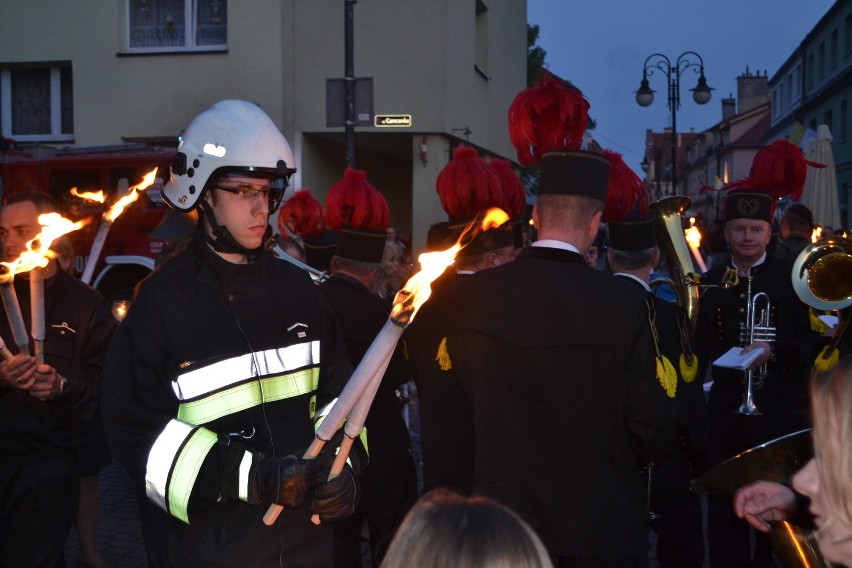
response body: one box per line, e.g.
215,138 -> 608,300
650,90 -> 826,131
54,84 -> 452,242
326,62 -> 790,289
0,192 -> 117,568
102,100 -> 360,568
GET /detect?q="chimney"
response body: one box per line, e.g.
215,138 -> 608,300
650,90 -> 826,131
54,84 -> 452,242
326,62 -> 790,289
722,96 -> 736,120
737,66 -> 769,113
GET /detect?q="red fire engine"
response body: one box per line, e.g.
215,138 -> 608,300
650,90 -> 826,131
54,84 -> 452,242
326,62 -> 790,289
0,137 -> 175,301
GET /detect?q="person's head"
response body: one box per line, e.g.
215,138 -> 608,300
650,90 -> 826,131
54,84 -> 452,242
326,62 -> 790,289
533,149 -> 609,249
0,191 -> 60,263
330,254 -> 382,292
791,360 -> 852,565
723,188 -> 775,268
607,246 -> 660,280
161,100 -> 295,261
780,204 -> 814,239
380,489 -> 554,568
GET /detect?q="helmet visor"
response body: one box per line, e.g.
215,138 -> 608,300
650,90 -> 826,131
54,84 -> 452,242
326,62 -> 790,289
207,168 -> 291,213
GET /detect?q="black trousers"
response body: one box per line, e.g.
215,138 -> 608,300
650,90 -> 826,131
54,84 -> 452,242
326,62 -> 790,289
649,487 -> 705,568
0,449 -> 79,568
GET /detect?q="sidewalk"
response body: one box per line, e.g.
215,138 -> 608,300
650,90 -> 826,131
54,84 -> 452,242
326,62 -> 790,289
65,461 -> 147,568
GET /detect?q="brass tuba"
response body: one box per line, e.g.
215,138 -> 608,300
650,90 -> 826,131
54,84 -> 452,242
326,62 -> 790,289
650,196 -> 701,331
693,429 -> 829,568
791,235 -> 852,311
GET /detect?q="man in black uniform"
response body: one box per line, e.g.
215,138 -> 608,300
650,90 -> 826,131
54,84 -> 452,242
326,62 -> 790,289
607,210 -> 709,568
0,192 -> 116,568
695,188 -> 823,567
319,167 -> 417,567
405,145 -> 515,495
443,149 -> 677,566
102,100 -> 359,568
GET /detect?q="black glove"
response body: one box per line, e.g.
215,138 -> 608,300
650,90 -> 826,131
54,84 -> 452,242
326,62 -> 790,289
253,453 -> 331,508
310,466 -> 360,523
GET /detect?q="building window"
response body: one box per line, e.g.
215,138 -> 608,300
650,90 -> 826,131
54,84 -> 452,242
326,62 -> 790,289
0,64 -> 74,142
824,109 -> 833,133
841,100 -> 847,144
807,53 -> 814,87
474,0 -> 490,81
127,0 -> 227,53
794,64 -> 801,99
831,29 -> 838,69
818,42 -> 825,79
845,15 -> 851,55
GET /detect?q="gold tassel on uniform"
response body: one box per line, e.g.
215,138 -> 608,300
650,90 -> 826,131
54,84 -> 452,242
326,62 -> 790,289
435,337 -> 452,371
679,353 -> 698,383
809,308 -> 829,334
813,345 -> 840,372
656,356 -> 677,398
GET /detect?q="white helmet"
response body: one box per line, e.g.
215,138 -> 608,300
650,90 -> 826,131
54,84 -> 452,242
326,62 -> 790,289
162,99 -> 296,212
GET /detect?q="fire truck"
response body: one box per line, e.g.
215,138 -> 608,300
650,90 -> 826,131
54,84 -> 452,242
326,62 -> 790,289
0,137 -> 175,301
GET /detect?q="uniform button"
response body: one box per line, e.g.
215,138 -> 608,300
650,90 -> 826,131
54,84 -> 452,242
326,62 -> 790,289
228,293 -> 236,302
739,307 -> 744,313
739,293 -> 746,299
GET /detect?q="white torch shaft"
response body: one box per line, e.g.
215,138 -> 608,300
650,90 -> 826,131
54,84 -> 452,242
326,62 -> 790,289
30,267 -> 45,365
688,243 -> 708,273
315,319 -> 406,442
0,282 -> 30,354
80,221 -> 112,284
263,319 -> 404,526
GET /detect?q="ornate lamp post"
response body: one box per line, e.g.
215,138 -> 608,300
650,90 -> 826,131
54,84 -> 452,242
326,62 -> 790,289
635,52 -> 713,196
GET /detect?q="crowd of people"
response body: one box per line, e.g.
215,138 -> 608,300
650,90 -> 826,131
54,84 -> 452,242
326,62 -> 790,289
1,81 -> 850,568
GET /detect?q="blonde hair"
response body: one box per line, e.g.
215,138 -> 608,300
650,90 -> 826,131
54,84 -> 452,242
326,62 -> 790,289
380,489 -> 553,568
810,359 -> 852,532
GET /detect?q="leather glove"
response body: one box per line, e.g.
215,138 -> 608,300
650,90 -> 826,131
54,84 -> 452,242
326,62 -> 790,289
311,466 -> 360,523
253,452 -> 331,508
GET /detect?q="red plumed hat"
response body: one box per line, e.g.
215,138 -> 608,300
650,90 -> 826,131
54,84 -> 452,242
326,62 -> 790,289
325,168 -> 389,263
325,168 -> 390,231
278,189 -> 326,239
436,144 -> 502,222
601,150 -> 650,223
489,158 -> 526,219
508,78 -> 590,166
725,140 -> 825,202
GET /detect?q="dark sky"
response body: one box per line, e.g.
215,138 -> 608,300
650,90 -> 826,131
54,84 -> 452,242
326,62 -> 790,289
527,0 -> 837,174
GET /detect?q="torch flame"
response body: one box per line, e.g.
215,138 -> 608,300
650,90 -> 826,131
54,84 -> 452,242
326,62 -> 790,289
392,207 -> 510,322
0,213 -> 86,278
104,167 -> 158,223
70,188 -> 106,203
812,226 -> 823,243
684,219 -> 702,250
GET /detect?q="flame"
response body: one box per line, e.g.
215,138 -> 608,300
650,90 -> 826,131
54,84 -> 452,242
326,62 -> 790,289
812,226 -> 823,243
684,218 -> 702,249
70,188 -> 106,203
393,207 -> 510,320
104,167 -> 158,223
0,213 -> 86,278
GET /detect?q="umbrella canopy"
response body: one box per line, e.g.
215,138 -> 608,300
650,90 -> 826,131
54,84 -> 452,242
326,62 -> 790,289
800,124 -> 841,230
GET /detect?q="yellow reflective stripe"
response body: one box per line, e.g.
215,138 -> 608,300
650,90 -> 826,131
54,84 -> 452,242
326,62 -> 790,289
173,341 -> 320,401
146,420 -> 195,513
177,368 -> 320,426
168,427 -> 218,524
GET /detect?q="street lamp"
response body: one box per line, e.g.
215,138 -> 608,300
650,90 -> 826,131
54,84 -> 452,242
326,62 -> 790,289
635,51 -> 713,196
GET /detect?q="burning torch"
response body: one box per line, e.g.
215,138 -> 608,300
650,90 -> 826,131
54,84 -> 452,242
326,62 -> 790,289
263,208 -> 508,525
79,169 -> 158,284
0,213 -> 86,362
684,218 -> 707,274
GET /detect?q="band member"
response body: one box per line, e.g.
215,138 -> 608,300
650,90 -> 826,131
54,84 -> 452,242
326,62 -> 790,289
319,168 -> 417,567
440,131 -> 676,566
406,144 -> 515,495
101,100 -> 359,567
604,151 -> 708,568
694,141 -> 824,567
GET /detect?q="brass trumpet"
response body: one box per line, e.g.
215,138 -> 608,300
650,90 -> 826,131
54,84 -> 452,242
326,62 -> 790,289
736,272 -> 776,415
